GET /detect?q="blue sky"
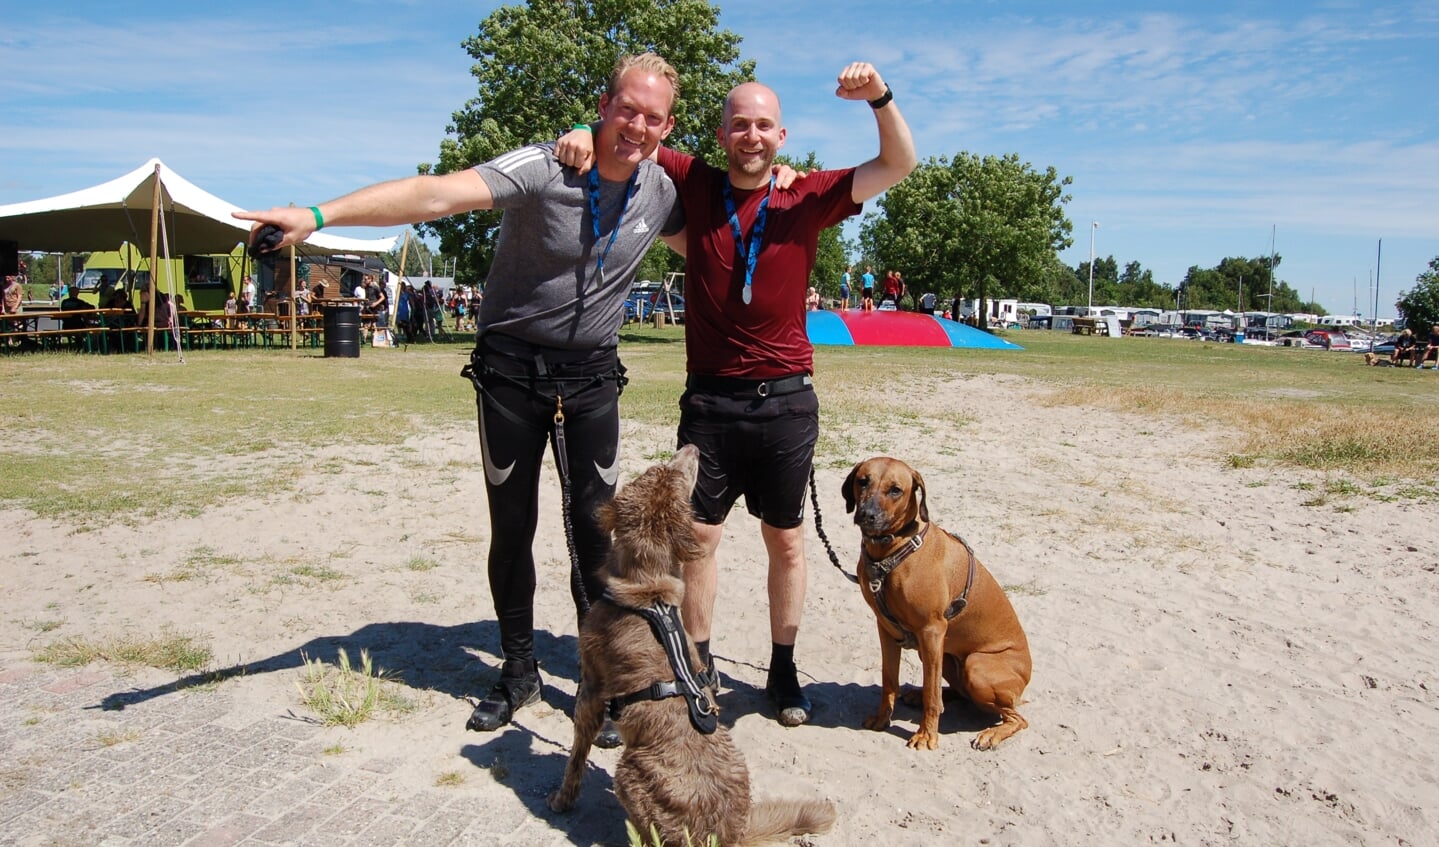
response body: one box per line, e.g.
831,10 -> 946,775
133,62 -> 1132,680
3,0 -> 1435,317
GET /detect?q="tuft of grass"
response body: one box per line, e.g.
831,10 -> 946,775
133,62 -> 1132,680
94,728 -> 141,747
626,821 -> 718,847
294,648 -> 415,728
34,631 -> 213,672
288,564 -> 345,583
1003,580 -> 1047,597
1224,454 -> 1256,469
322,743 -> 347,756
404,556 -> 440,572
434,771 -> 466,787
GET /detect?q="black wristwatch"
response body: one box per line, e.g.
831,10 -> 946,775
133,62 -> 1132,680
868,85 -> 894,110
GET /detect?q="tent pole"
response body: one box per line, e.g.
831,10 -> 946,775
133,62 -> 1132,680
395,230 -> 412,335
145,164 -> 162,356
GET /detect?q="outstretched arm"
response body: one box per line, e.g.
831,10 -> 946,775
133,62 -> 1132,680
837,62 -> 918,204
555,123 -> 806,189
232,169 -> 494,252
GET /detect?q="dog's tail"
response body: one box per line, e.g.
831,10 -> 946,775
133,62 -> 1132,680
741,797 -> 836,846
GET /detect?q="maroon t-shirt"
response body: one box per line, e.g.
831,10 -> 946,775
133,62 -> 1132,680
658,147 -> 860,378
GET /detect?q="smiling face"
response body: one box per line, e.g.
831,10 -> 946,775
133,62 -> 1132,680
595,68 -> 676,181
719,82 -> 786,189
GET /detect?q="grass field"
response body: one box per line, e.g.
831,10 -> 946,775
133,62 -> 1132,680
3,325 -> 1435,523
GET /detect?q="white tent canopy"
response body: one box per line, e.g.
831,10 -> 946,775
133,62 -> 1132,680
0,158 -> 398,255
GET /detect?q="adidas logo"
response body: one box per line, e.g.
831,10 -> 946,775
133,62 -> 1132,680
631,218 -> 650,234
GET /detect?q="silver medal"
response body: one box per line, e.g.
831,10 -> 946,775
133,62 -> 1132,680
742,285 -> 752,305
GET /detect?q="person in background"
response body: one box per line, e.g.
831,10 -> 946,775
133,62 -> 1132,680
1,274 -> 24,316
1421,324 -> 1439,370
839,266 -> 852,310
241,275 -> 258,313
59,285 -> 92,346
1391,328 -> 1417,366
806,286 -> 821,311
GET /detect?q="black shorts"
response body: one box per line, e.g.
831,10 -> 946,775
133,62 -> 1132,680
677,376 -> 819,530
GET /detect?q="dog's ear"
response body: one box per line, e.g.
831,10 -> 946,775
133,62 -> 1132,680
911,467 -> 929,523
842,463 -> 860,513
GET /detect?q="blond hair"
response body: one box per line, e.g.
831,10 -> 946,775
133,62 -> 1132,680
609,53 -> 680,113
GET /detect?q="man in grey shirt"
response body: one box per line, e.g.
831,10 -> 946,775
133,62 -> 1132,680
237,53 -> 684,745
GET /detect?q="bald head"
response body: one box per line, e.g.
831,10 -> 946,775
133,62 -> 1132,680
719,81 -> 787,188
724,81 -> 782,125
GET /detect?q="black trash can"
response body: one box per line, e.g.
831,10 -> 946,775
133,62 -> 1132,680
323,304 -> 361,358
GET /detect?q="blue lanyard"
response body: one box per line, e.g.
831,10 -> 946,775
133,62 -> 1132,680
722,174 -> 774,305
588,167 -> 639,281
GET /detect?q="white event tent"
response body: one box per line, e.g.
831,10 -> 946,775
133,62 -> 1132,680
0,158 -> 396,255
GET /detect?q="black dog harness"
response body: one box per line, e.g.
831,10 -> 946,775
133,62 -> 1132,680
862,522 -> 978,650
600,591 -> 718,735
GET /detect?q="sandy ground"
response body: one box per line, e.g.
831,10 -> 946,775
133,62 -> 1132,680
3,372 -> 1436,846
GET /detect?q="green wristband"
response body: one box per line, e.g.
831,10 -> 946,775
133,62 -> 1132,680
309,205 -> 325,230
571,123 -> 593,133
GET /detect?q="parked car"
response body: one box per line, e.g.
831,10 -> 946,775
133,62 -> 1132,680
1279,329 -> 1352,350
623,296 -> 653,323
650,292 -> 685,323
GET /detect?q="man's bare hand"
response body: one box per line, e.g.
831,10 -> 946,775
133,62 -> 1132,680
232,207 -> 315,253
835,62 -> 887,103
772,162 -> 807,190
556,128 -> 596,174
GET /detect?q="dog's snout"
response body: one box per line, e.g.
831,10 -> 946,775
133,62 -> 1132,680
854,497 -> 888,531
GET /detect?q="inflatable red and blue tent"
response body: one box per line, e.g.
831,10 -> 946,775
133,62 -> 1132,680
807,309 -> 1022,350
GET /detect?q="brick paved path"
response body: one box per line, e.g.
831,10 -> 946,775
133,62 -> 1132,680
0,661 -> 623,847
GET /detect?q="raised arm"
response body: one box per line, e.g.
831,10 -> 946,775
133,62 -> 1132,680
837,63 -> 917,204
232,169 -> 494,252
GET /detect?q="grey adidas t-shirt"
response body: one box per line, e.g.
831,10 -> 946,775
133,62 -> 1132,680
474,142 -> 682,350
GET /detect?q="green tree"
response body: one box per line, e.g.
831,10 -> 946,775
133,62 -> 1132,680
381,238 -> 444,278
859,153 -> 1072,323
419,0 -> 754,286
1396,257 -> 1439,334
1175,255 -> 1320,314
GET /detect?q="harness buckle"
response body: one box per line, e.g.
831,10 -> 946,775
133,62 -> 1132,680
756,381 -> 771,397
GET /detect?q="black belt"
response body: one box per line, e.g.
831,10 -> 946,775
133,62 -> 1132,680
686,373 -> 812,398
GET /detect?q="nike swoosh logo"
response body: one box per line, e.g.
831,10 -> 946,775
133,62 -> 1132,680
478,404 -> 515,487
594,452 -> 620,487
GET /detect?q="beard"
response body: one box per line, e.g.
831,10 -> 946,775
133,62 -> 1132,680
728,152 -> 775,182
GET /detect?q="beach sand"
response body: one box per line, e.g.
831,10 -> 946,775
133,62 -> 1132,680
2,372 -> 1435,845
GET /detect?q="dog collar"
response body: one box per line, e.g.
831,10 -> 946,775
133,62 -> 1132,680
862,522 -> 929,593
862,519 -> 921,550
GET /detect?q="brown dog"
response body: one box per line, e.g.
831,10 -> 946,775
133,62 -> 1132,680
549,445 -> 834,846
843,457 -> 1031,750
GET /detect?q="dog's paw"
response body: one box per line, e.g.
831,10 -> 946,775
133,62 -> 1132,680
906,729 -> 941,750
862,710 -> 892,732
547,789 -> 576,813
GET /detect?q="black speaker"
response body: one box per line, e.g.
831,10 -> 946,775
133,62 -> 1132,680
72,255 -> 86,275
0,241 -> 17,277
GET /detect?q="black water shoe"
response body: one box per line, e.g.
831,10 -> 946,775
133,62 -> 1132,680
765,669 -> 812,727
466,659 -> 542,732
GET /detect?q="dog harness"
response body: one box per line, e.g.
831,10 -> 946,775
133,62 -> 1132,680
599,591 -> 719,735
862,523 -> 978,650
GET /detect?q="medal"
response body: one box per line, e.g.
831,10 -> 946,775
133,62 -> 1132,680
723,174 -> 773,306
